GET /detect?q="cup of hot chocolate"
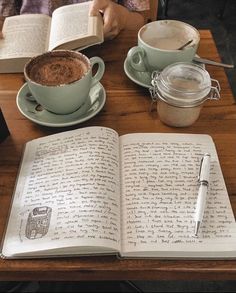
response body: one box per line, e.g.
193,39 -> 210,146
24,50 -> 105,115
127,20 -> 200,72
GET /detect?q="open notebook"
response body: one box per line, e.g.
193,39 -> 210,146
1,127 -> 236,259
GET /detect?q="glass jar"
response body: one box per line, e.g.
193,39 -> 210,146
150,62 -> 221,127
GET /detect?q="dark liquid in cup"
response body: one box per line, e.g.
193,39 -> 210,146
26,52 -> 89,86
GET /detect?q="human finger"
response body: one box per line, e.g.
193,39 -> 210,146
103,6 -> 117,35
0,17 -> 4,39
89,0 -> 108,16
104,24 -> 120,40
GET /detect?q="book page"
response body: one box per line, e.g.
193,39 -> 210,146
2,127 -> 121,257
0,14 -> 51,59
120,133 -> 236,257
49,1 -> 103,50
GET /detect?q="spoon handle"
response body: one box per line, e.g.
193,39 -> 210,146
177,40 -> 193,50
193,56 -> 234,68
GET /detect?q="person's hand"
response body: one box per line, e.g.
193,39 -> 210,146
0,16 -> 5,39
90,0 -> 129,40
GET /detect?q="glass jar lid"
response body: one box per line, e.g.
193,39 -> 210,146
155,62 -> 212,107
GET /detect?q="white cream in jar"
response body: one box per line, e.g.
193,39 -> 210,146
150,62 -> 221,127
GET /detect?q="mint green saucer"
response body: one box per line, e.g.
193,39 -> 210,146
124,57 -> 152,88
16,82 -> 106,127
124,55 -> 204,88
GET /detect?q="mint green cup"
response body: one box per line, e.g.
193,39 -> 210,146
24,50 -> 105,115
127,20 -> 200,72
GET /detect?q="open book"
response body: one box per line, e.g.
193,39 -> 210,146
0,1 -> 103,73
1,127 -> 236,259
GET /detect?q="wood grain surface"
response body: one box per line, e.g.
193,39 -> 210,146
0,30 -> 236,281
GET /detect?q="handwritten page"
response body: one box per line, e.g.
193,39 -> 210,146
2,127 -> 121,257
120,133 -> 236,256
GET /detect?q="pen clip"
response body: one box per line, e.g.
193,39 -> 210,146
198,153 -> 211,184
198,156 -> 204,182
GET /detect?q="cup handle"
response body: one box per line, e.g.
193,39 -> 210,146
90,57 -> 105,88
127,46 -> 147,72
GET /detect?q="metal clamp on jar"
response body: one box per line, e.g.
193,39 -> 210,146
149,62 -> 221,127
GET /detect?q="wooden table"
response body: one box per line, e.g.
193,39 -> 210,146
0,30 -> 236,281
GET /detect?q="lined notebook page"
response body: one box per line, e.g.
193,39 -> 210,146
2,127 -> 121,257
120,133 -> 236,257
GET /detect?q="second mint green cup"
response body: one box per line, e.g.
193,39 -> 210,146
127,20 -> 200,72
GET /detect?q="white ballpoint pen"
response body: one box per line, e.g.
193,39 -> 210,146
194,153 -> 211,237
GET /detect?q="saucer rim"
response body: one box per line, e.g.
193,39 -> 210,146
16,82 -> 106,127
124,54 -> 203,89
124,57 -> 150,88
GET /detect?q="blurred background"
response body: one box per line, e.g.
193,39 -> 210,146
158,0 -> 236,98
